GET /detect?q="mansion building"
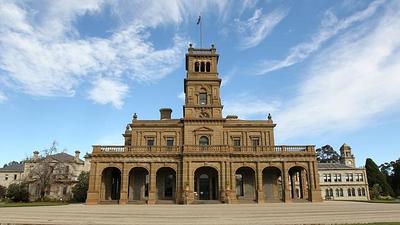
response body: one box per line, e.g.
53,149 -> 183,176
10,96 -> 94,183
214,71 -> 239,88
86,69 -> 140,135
86,45 -> 323,204
318,144 -> 369,201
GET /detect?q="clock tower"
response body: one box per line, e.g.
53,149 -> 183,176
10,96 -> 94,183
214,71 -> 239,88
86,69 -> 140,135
183,44 -> 223,119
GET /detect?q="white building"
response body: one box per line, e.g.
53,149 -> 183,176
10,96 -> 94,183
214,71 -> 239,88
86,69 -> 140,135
318,144 -> 369,201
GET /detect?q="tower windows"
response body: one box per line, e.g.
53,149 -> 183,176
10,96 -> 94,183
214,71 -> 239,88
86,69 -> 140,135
194,62 -> 200,72
201,62 -> 205,72
206,62 -> 211,72
194,61 -> 211,72
199,93 -> 207,105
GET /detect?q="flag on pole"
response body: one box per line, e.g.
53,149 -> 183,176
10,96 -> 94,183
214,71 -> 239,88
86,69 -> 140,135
197,15 -> 201,25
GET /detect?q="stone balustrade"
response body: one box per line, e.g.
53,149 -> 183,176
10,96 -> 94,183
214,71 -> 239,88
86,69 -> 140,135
92,145 -> 314,154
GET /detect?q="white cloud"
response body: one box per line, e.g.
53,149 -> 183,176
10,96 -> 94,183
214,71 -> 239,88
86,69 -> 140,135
178,92 -> 185,102
0,91 -> 7,103
223,94 -> 280,119
0,0 -> 186,108
88,78 -> 128,109
256,0 -> 385,74
235,7 -> 288,50
275,1 -> 400,140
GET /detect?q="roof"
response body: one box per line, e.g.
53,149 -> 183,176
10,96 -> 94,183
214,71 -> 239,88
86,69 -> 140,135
48,152 -> 83,163
317,163 -> 354,169
0,163 -> 25,172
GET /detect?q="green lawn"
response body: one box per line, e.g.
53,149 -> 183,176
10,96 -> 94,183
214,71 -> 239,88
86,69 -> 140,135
343,223 -> 400,225
0,202 -> 68,207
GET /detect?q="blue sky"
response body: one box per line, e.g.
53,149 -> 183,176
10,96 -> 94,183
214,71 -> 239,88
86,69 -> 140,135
0,0 -> 399,167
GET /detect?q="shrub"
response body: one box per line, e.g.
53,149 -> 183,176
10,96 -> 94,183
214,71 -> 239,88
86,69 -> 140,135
0,185 -> 6,200
72,171 -> 89,202
6,183 -> 29,202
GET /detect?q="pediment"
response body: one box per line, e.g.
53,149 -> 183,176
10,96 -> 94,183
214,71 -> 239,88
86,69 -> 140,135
193,126 -> 213,132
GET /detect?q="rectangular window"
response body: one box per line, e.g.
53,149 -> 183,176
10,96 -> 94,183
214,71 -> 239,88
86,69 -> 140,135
199,93 -> 207,105
323,174 -> 331,182
233,138 -> 241,147
14,174 -> 17,180
346,173 -> 353,182
252,138 -> 260,146
356,173 -> 363,182
5,175 -> 8,181
166,138 -> 174,146
327,174 -> 331,182
334,174 -> 342,182
147,138 -> 155,147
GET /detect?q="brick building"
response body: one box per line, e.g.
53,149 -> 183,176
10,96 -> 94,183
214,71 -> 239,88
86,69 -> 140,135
86,45 -> 322,204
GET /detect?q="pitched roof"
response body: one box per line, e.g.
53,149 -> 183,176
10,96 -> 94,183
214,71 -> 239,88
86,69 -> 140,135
48,152 -> 83,163
317,163 -> 353,169
0,163 -> 25,172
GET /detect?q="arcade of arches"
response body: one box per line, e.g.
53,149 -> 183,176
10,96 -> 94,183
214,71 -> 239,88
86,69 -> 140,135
86,45 -> 322,204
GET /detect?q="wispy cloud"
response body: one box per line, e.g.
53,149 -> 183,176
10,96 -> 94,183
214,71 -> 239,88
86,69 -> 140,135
0,0 -> 187,108
0,91 -> 7,103
255,0 -> 385,75
88,78 -> 128,109
235,7 -> 288,50
223,93 -> 280,119
275,1 -> 400,140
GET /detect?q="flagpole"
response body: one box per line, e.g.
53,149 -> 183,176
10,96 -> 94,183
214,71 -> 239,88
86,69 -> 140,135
200,15 -> 203,48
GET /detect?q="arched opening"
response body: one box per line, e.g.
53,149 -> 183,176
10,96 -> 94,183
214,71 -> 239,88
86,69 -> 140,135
194,167 -> 219,201
194,61 -> 200,72
156,167 -> 176,202
288,166 -> 309,201
200,62 -> 205,72
128,167 -> 149,202
235,167 -> 256,201
206,62 -> 211,72
262,167 -> 283,202
199,136 -> 209,146
101,167 -> 121,201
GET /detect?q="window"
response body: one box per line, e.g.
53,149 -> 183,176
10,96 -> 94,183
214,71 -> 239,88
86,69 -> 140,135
206,62 -> 211,72
236,174 -> 244,196
63,186 -> 68,195
233,138 -> 241,147
334,173 -> 341,182
352,188 -> 356,196
347,188 -> 352,196
14,174 -> 17,180
335,189 -> 340,197
147,138 -> 155,147
358,188 -> 362,196
5,174 -> 8,181
362,188 -> 366,196
323,174 -> 331,182
356,173 -> 363,182
201,62 -> 205,72
346,173 -> 353,182
166,138 -> 174,146
252,138 -> 260,146
325,189 -> 329,197
199,93 -> 207,105
329,188 -> 333,197
199,136 -> 209,146
340,188 -> 344,197
194,62 -> 200,72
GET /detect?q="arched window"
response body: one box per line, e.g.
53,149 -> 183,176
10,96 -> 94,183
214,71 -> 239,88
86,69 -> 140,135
201,62 -> 205,72
340,188 -> 344,196
206,62 -> 211,72
199,136 -> 209,146
195,62 -> 200,72
199,93 -> 207,105
351,188 -> 356,196
329,188 -> 333,197
362,188 -> 366,196
325,189 -> 329,197
347,188 -> 351,196
358,188 -> 361,196
335,189 -> 339,197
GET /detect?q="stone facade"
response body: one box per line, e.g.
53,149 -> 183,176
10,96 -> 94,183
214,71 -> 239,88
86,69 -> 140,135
318,144 -> 369,201
25,151 -> 90,201
0,163 -> 24,188
86,45 -> 323,204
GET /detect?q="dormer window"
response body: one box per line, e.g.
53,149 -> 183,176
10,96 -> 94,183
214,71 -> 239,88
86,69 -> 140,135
199,93 -> 207,105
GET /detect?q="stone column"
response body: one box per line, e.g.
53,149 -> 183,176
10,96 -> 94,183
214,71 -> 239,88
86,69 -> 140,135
300,170 -> 308,200
282,162 -> 291,203
86,162 -> 100,205
220,161 -> 226,203
256,162 -> 264,203
309,161 -> 322,202
119,163 -> 129,204
147,163 -> 156,204
230,163 -> 237,202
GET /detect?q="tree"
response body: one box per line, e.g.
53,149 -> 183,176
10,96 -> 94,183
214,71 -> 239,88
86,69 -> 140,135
370,184 -> 383,200
3,161 -> 20,168
316,145 -> 341,163
72,171 -> 89,202
25,141 -> 72,201
381,159 -> 400,197
365,158 -> 394,197
6,183 -> 29,202
0,185 -> 6,200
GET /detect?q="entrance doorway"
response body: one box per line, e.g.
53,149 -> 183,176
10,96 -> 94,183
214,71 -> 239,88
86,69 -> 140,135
194,167 -> 219,201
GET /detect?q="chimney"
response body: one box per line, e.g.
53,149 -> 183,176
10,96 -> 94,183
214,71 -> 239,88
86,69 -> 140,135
75,150 -> 81,162
33,151 -> 39,161
159,108 -> 172,120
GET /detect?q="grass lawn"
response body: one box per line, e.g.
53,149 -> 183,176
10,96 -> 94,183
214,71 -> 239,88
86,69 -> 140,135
0,201 -> 69,207
337,199 -> 400,204
344,223 -> 400,225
